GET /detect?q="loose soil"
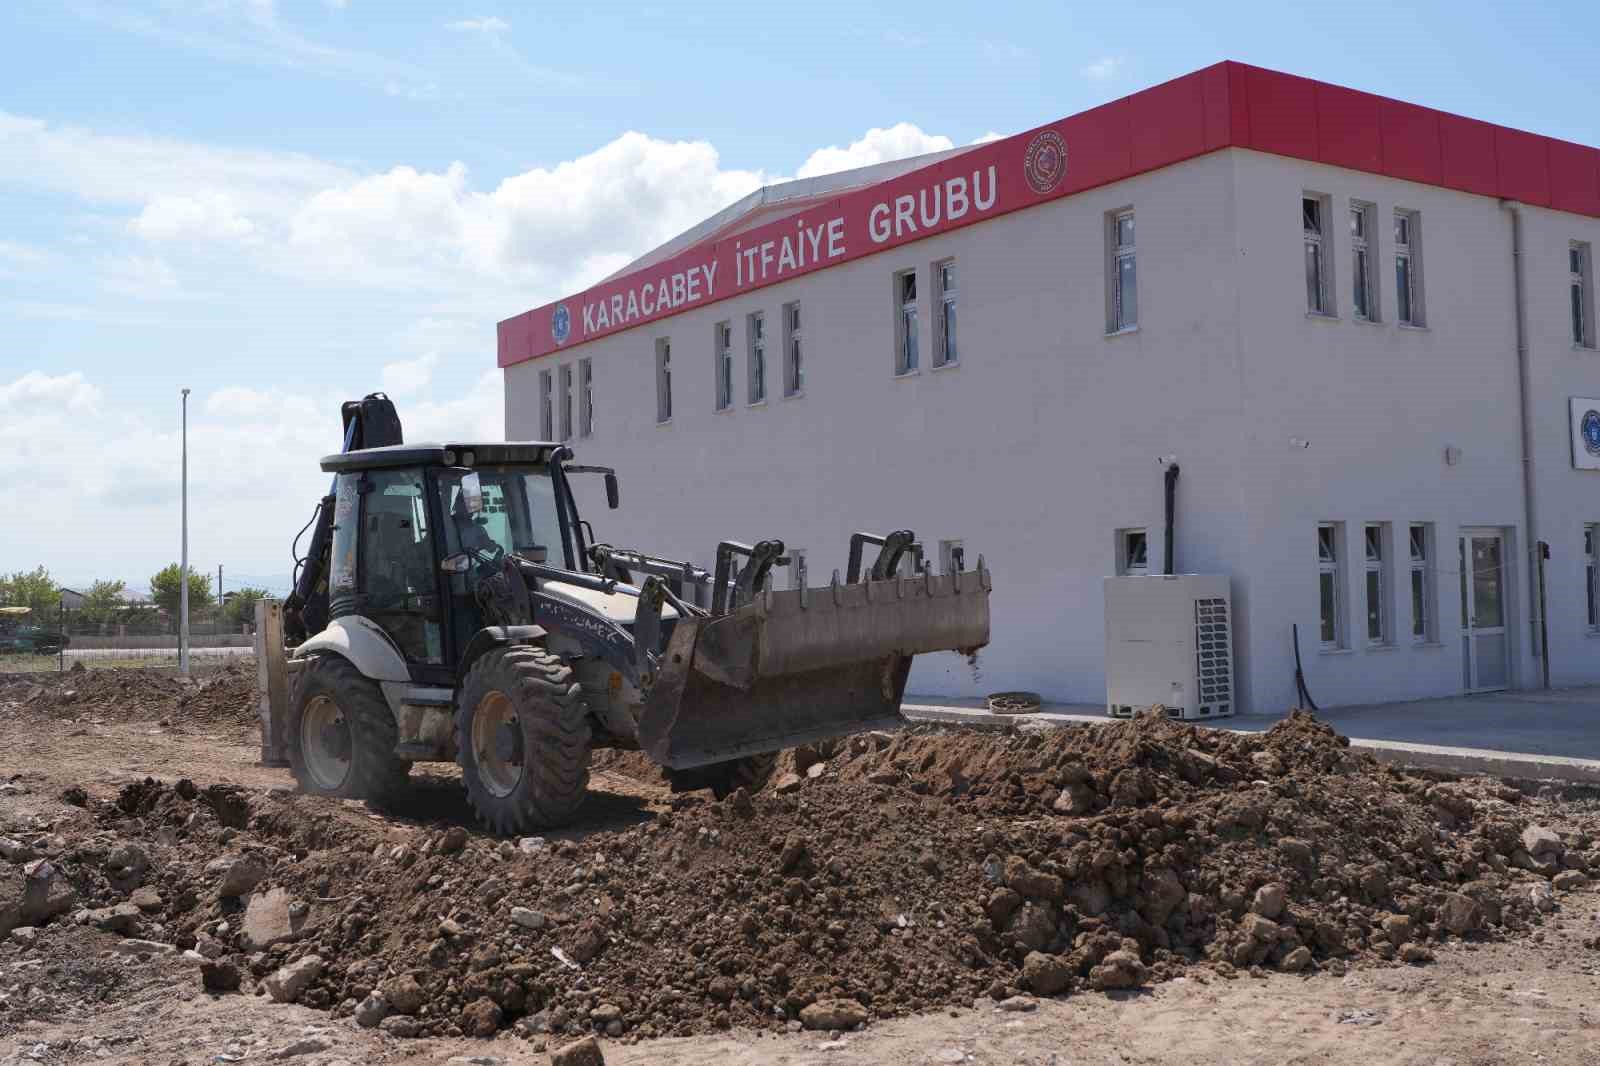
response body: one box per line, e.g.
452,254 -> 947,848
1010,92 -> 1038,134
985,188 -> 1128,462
2,666 -> 1598,1065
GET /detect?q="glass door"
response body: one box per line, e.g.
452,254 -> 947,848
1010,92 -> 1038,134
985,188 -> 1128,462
1458,531 -> 1509,692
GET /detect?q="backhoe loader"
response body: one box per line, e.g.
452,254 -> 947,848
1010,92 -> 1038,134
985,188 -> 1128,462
266,395 -> 990,833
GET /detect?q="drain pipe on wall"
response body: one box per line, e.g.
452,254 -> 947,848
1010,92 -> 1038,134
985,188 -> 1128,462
1500,199 -> 1549,687
1159,458 -> 1180,575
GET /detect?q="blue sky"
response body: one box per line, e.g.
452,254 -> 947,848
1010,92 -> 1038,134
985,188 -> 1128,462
3,0 -> 1597,592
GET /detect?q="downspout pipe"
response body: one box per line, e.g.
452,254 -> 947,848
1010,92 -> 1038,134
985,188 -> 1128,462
1500,199 -> 1546,685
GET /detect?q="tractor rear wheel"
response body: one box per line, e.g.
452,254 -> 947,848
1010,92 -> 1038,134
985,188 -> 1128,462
287,654 -> 410,803
456,645 -> 591,834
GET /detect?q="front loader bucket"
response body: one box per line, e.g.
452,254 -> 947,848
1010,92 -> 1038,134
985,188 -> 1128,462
636,565 -> 990,769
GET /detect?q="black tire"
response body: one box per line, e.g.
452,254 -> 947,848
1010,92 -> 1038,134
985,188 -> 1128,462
707,752 -> 778,800
287,654 -> 410,803
456,645 -> 591,834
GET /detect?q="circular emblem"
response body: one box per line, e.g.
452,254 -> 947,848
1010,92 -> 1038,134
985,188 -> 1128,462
1023,129 -> 1067,195
1583,409 -> 1600,456
551,303 -> 572,346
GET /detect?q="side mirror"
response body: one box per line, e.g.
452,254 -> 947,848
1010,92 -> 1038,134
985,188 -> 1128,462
604,472 -> 620,510
461,471 -> 484,514
441,552 -> 472,574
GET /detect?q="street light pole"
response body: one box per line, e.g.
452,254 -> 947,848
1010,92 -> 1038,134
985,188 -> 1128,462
180,387 -> 191,676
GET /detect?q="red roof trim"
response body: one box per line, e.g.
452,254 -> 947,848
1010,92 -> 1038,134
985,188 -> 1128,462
499,61 -> 1599,367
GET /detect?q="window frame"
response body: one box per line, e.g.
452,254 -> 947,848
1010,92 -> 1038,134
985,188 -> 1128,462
895,270 -> 919,375
1363,523 -> 1392,646
558,363 -> 573,441
747,312 -> 766,404
1586,525 -> 1599,632
934,259 -> 958,367
1116,528 -> 1149,576
939,538 -> 966,576
1317,522 -> 1345,650
578,357 -> 593,437
1303,194 -> 1333,316
1350,200 -> 1379,322
1572,242 -> 1596,349
1409,523 -> 1435,643
655,337 -> 672,424
783,301 -> 804,397
714,321 -> 734,411
1108,209 -> 1137,333
1394,209 -> 1424,326
538,369 -> 553,440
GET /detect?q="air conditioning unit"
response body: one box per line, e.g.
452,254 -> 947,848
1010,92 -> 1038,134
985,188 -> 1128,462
1105,574 -> 1234,720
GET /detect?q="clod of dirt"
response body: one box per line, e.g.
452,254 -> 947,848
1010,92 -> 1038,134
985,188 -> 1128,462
550,1036 -> 606,1066
800,998 -> 869,1030
200,959 -> 241,992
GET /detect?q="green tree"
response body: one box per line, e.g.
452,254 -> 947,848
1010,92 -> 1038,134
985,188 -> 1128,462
78,578 -> 129,624
149,564 -> 215,615
224,587 -> 269,627
0,566 -> 60,612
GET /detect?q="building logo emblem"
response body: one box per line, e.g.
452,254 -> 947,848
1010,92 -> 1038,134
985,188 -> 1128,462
1023,129 -> 1067,195
551,303 -> 572,345
1583,409 -> 1600,456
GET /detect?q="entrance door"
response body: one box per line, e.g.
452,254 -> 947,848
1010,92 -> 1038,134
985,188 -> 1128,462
1458,531 -> 1510,692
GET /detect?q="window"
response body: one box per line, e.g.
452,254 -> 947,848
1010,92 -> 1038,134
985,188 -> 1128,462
939,538 -> 965,576
578,357 -> 593,437
1303,195 -> 1331,315
1409,523 -> 1434,642
1109,210 -> 1137,332
558,364 -> 573,441
1586,525 -> 1599,631
747,312 -> 766,404
538,369 -> 553,440
714,321 -> 734,411
362,467 -> 442,663
1116,528 -> 1149,576
935,260 -> 958,366
1364,524 -> 1390,645
655,338 -> 672,423
1317,522 -> 1344,648
896,271 -> 919,374
1573,242 -> 1596,349
1395,210 -> 1424,325
1351,201 -> 1377,321
783,302 -> 803,397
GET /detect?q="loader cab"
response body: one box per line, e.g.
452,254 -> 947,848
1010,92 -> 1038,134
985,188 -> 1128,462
320,441 -> 584,684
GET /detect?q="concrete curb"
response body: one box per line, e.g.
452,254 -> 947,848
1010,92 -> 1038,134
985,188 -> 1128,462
900,704 -> 1600,786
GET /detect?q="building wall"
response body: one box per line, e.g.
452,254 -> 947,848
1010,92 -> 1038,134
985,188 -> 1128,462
504,146 -> 1600,710
506,150 -> 1253,703
1225,149 -> 1600,710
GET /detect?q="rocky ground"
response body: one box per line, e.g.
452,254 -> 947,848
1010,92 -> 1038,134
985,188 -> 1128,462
2,667 -> 1598,1065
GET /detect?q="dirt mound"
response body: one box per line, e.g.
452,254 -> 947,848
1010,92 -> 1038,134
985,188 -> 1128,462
4,712 -> 1596,1047
0,660 -> 258,729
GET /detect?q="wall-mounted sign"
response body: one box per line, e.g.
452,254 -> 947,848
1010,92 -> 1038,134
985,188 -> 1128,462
1570,398 -> 1600,470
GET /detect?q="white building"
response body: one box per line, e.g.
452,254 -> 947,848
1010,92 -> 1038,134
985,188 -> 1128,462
498,61 -> 1600,714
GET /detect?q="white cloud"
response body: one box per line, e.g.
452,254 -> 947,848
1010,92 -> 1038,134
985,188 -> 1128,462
99,254 -> 182,298
971,131 -> 1007,145
68,2 -> 438,100
447,16 -> 510,33
381,353 -> 438,396
795,123 -> 955,179
0,109 -> 353,218
131,194 -> 256,241
0,370 -> 102,414
1081,56 -> 1122,80
287,133 -> 768,293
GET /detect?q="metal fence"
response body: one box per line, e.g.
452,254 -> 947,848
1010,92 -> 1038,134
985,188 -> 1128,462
0,606 -> 254,674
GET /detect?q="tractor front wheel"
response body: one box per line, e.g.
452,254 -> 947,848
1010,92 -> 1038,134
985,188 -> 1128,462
287,654 -> 410,803
456,645 -> 591,834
